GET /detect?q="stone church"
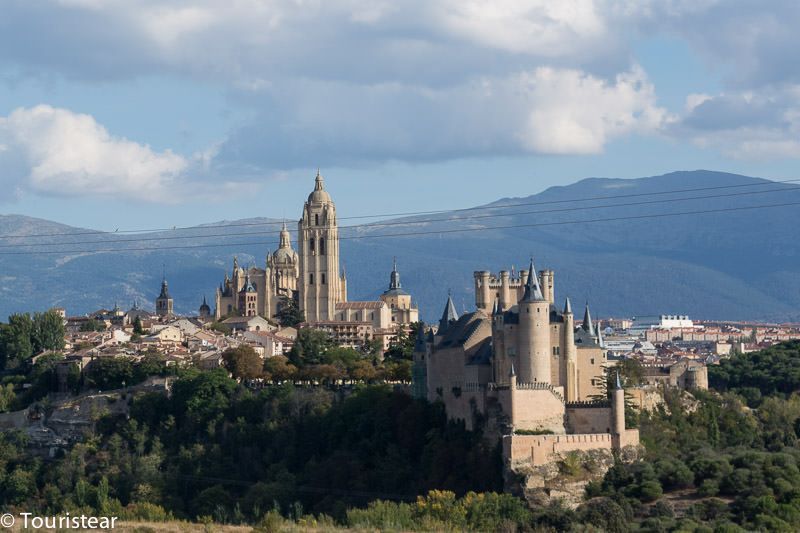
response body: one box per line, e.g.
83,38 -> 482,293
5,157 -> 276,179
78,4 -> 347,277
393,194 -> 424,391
213,171 -> 418,344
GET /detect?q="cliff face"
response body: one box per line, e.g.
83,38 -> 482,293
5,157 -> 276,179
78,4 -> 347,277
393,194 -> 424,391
507,445 -> 642,509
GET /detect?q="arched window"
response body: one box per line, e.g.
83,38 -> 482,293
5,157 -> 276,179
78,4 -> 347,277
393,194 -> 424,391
310,273 -> 314,285
315,213 -> 319,226
319,237 -> 325,255
310,238 -> 315,253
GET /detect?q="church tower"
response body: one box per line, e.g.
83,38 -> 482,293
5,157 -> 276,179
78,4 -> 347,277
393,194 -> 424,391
155,277 -> 174,318
298,170 -> 345,322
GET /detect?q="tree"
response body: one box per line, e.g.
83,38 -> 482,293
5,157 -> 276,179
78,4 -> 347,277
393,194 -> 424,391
133,316 -> 145,335
0,314 -> 34,370
263,355 -> 297,382
222,345 -> 263,380
288,328 -> 334,367
32,310 -> 66,353
275,296 -> 304,327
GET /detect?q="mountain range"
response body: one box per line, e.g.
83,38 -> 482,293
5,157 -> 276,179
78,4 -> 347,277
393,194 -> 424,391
1,170 -> 799,323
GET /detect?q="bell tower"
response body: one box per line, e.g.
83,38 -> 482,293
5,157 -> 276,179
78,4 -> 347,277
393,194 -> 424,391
298,170 -> 344,321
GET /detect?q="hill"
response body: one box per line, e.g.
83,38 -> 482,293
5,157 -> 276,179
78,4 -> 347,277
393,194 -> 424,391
1,170 -> 799,322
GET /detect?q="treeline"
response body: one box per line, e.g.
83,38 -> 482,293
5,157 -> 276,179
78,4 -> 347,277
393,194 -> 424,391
222,326 -> 419,384
709,339 -> 800,405
0,377 -> 504,525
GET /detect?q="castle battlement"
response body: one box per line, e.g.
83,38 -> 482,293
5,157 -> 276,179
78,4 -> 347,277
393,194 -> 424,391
515,381 -> 565,402
566,400 -> 611,408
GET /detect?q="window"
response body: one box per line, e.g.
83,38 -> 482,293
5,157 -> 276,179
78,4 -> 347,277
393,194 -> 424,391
315,213 -> 319,225
319,237 -> 325,255
310,273 -> 314,284
310,238 -> 315,253
590,358 -> 595,365
321,273 -> 326,284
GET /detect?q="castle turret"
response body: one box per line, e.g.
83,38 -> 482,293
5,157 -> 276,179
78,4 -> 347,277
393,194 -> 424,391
582,302 -> 595,336
540,269 -> 554,305
562,297 -> 578,402
517,259 -> 551,383
475,271 -> 491,311
499,270 -> 511,311
437,293 -> 459,335
612,371 -> 626,446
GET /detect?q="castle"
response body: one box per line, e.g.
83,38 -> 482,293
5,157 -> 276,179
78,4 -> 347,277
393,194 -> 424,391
212,171 -> 419,345
415,261 -> 639,468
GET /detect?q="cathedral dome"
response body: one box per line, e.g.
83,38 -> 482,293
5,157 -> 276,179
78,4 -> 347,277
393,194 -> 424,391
273,247 -> 298,264
307,169 -> 332,204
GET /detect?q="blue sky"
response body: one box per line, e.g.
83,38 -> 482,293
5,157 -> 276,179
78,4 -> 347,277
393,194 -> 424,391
0,1 -> 799,230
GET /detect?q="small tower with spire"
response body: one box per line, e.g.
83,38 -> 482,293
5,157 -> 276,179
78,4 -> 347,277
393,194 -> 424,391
198,296 -> 211,320
238,272 -> 257,316
562,297 -> 579,402
155,275 -> 174,318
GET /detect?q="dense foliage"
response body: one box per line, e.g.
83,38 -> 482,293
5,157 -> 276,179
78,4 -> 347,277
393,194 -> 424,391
710,340 -> 800,404
0,310 -> 65,370
0,377 -> 503,525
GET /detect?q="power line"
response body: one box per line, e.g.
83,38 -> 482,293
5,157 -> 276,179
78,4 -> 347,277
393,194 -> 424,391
1,199 -> 798,256
1,185 -> 799,249
2,177 -> 799,240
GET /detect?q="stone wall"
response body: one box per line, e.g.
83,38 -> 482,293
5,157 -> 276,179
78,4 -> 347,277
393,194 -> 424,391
504,433 -> 613,467
565,404 -> 612,434
508,386 -> 566,434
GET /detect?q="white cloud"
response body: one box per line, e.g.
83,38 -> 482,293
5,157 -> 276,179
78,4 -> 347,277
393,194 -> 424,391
217,66 -> 667,167
675,85 -> 800,160
0,105 -> 189,200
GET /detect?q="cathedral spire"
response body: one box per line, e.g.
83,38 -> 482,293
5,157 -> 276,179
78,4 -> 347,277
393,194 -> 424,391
564,297 -> 572,314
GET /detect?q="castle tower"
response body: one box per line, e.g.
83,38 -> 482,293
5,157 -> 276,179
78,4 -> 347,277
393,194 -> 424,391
474,271 -> 491,311
540,269 -> 554,306
562,297 -> 578,402
155,277 -> 174,318
612,371 -> 626,446
198,296 -> 211,319
499,270 -> 511,311
517,259 -> 551,383
298,170 -> 344,322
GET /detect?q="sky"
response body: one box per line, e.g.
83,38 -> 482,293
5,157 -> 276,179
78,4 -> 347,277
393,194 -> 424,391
1,0 -> 799,231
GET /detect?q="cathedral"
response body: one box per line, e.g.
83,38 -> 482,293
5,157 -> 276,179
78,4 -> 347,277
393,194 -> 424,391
214,171 -> 418,342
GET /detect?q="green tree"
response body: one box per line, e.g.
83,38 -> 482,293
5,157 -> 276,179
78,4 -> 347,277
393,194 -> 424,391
288,328 -> 334,366
132,316 -> 145,335
0,313 -> 34,369
275,296 -> 304,327
32,310 -> 66,353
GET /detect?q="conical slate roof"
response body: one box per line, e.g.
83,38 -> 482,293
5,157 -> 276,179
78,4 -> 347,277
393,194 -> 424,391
438,293 -> 459,334
519,258 -> 545,302
582,302 -> 595,336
